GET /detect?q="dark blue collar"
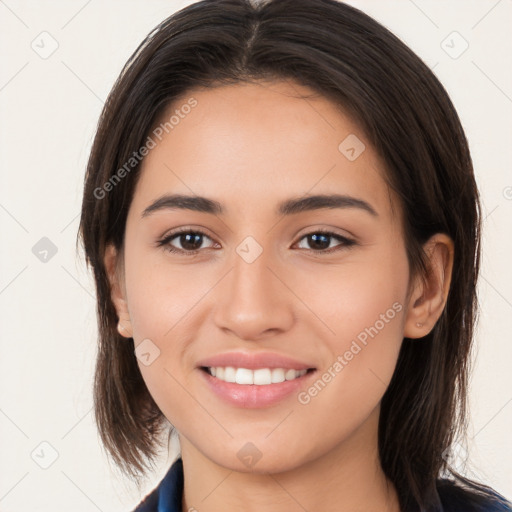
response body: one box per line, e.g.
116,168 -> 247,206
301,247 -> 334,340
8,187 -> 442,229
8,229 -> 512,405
133,458 -> 183,512
157,458 -> 183,512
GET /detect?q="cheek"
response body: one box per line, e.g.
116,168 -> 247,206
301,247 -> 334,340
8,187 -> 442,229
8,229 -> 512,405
306,276 -> 405,402
307,248 -> 407,348
123,243 -> 208,341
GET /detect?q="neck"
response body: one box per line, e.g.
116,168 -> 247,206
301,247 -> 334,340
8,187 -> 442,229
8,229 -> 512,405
179,406 -> 401,512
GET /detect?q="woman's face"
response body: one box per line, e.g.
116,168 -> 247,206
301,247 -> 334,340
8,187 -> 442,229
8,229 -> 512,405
111,80 -> 416,473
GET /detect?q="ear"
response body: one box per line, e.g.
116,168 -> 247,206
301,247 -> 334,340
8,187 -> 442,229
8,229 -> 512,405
403,233 -> 454,339
104,243 -> 133,338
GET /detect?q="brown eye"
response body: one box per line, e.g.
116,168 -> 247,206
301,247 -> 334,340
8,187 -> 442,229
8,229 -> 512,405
295,231 -> 356,253
157,229 -> 215,254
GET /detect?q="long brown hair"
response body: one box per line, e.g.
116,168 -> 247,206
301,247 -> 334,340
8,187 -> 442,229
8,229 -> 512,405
77,0 -> 509,509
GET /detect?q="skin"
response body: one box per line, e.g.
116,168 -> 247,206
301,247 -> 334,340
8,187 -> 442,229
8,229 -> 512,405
105,79 -> 454,512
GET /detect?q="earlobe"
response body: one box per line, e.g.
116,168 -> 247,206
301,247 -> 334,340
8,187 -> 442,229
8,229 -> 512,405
403,234 -> 454,339
104,244 -> 133,338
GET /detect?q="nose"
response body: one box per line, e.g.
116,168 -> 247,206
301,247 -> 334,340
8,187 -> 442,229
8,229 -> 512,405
212,243 -> 295,342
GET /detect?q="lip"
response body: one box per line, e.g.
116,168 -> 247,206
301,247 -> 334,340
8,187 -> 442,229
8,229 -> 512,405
196,351 -> 317,408
196,351 -> 315,371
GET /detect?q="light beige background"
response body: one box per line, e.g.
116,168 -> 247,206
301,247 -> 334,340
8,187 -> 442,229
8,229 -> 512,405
0,0 -> 511,510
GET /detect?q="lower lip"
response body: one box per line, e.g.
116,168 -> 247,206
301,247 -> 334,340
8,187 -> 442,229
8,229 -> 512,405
199,369 -> 315,408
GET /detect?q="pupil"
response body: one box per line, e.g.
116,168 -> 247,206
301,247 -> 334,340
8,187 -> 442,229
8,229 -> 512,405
309,233 -> 329,250
181,233 -> 202,250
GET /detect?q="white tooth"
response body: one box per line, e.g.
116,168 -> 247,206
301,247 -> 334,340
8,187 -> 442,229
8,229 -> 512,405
216,367 -> 225,380
285,369 -> 298,381
271,368 -> 285,383
298,369 -> 307,377
253,368 -> 272,385
235,368 -> 254,384
224,366 -> 236,383
210,367 -> 216,377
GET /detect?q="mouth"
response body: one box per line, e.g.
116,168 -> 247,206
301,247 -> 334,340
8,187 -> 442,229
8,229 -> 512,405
199,366 -> 316,408
200,366 -> 314,385
195,351 -> 317,408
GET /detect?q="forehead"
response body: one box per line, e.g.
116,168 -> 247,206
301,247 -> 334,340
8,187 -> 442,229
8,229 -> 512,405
129,80 -> 396,222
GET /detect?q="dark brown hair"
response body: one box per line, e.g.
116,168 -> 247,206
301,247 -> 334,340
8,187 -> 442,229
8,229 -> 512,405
77,0 -> 510,510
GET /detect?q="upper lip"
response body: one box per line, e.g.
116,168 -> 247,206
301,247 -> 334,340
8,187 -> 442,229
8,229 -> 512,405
197,351 -> 316,371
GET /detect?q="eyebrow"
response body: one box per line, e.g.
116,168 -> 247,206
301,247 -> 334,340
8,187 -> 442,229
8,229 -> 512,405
141,193 -> 378,218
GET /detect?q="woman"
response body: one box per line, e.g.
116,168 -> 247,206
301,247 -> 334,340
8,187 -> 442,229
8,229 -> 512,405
77,0 -> 512,510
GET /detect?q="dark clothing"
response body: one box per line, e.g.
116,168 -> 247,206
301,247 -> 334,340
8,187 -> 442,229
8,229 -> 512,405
133,459 -> 183,512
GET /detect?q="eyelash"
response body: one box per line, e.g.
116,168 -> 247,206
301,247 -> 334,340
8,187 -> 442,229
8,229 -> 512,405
156,227 -> 357,256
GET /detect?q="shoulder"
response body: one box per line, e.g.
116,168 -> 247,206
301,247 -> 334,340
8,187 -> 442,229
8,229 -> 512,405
437,478 -> 512,512
131,458 -> 184,512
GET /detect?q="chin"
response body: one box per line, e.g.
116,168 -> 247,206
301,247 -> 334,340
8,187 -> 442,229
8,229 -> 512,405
197,438 -> 315,476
